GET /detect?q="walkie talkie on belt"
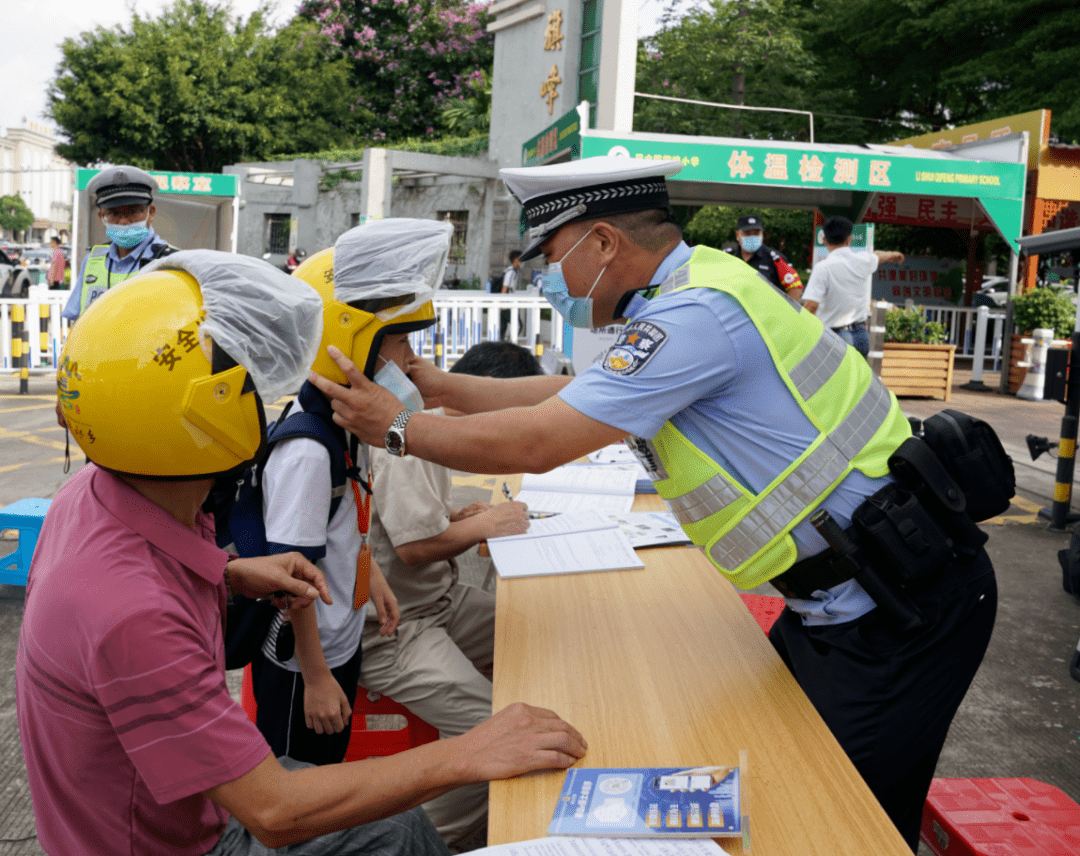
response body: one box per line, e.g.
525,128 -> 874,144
810,508 -> 925,632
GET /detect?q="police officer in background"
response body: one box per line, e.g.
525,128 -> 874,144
724,213 -> 804,300
57,165 -> 177,427
307,156 -> 998,853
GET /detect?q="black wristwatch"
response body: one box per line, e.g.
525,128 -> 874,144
384,409 -> 414,456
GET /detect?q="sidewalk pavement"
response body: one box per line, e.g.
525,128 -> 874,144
0,372 -> 1079,854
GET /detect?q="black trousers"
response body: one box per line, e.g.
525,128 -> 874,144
769,549 -> 997,852
250,646 -> 363,766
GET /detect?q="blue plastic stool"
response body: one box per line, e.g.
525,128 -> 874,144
0,498 -> 51,586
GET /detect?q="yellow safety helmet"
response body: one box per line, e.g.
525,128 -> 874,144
293,247 -> 437,384
58,269 -> 266,478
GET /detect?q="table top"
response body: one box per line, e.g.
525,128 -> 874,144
488,492 -> 911,855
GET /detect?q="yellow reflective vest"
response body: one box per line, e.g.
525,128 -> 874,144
630,246 -> 911,590
79,242 -> 176,317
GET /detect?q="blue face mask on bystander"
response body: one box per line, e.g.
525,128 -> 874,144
739,234 -> 763,253
106,220 -> 150,249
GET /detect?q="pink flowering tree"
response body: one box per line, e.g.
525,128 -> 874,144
299,0 -> 494,140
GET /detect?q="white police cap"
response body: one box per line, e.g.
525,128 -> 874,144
500,156 -> 683,261
87,165 -> 157,210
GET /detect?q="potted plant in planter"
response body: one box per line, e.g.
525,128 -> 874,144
880,306 -> 955,401
1008,287 -> 1075,393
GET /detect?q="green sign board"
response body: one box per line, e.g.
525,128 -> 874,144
76,168 -> 239,197
579,136 -> 1024,201
522,107 -> 582,167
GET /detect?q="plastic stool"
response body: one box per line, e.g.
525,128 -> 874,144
739,593 -> 785,636
0,498 -> 51,586
921,777 -> 1080,856
240,664 -> 439,761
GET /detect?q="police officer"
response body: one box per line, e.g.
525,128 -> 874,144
307,156 -> 997,853
723,213 -> 803,300
56,165 -> 177,427
62,165 -> 177,325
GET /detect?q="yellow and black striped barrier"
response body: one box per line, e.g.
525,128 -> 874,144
11,304 -> 29,394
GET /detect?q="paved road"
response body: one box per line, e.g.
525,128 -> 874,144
1,370 -> 1079,855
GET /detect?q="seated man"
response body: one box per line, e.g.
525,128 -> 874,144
17,251 -> 586,856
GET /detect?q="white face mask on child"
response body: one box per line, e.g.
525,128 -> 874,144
374,356 -> 425,413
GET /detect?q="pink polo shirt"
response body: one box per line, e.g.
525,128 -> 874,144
16,466 -> 271,856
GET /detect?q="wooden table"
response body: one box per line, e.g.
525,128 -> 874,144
488,492 -> 912,855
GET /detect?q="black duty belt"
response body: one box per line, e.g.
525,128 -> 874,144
830,320 -> 868,334
770,543 -> 853,600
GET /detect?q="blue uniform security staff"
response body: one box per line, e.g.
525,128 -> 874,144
61,165 -> 177,324
57,165 -> 177,430
306,156 -> 998,853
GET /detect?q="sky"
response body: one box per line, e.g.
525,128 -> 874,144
1,0 -> 675,139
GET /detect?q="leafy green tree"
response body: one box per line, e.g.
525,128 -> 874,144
0,195 -> 34,235
299,0 -> 494,141
49,1 -> 362,171
789,0 -> 1080,144
440,70 -> 492,136
635,0 -> 817,140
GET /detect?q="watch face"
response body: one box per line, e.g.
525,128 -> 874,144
385,430 -> 404,454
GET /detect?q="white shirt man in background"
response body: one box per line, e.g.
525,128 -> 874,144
803,216 -> 904,357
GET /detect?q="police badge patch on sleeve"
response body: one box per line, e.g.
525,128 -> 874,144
602,320 -> 668,376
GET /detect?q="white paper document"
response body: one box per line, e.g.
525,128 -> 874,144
472,838 -> 725,856
516,466 -> 638,514
607,512 -> 693,548
489,528 -> 643,578
489,511 -> 616,542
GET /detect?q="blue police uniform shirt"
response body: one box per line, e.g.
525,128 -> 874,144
61,227 -> 168,321
560,241 -> 884,626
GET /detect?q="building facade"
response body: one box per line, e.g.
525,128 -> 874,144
0,122 -> 73,242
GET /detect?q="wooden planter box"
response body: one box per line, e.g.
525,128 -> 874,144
1008,333 -> 1071,394
880,342 -> 955,401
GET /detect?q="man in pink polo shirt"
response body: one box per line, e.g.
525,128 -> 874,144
17,252 -> 586,856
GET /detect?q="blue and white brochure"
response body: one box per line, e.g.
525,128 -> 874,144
548,765 -> 742,839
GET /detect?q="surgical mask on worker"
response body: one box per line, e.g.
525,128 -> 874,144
105,219 -> 150,249
374,356 -> 425,413
739,234 -> 763,253
541,229 -> 608,329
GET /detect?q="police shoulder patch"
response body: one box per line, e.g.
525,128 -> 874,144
602,320 -> 669,376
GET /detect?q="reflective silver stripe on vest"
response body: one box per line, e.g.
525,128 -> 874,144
90,245 -> 108,258
667,473 -> 742,528
788,329 -> 847,401
700,375 -> 892,570
628,435 -> 670,481
659,266 -> 691,295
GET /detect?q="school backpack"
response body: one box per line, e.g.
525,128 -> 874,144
204,383 -> 353,670
920,409 -> 1016,523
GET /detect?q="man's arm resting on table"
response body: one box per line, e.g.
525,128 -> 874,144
206,701 -> 586,848
394,501 -> 529,566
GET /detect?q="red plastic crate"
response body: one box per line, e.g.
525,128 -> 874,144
922,777 -> 1080,856
240,663 -> 439,761
739,593 -> 785,636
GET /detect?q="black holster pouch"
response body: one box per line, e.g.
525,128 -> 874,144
886,436 -> 989,559
851,482 -> 954,586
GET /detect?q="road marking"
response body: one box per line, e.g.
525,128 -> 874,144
0,404 -> 55,413
985,495 -> 1043,526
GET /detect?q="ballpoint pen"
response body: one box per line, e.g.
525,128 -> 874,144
502,481 -> 558,518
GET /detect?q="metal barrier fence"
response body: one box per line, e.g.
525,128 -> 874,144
905,301 -> 1007,370
2,289 -> 561,389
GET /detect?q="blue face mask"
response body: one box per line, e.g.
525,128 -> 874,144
540,229 -> 608,329
105,219 -> 150,249
374,356 -> 425,413
739,234 -> 763,253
